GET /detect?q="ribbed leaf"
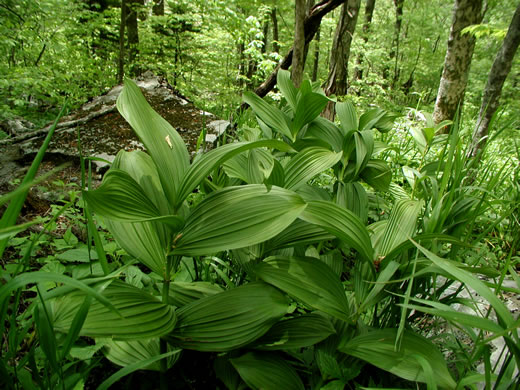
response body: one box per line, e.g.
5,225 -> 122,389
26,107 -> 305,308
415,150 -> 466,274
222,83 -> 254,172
167,281 -> 224,307
255,256 -> 352,323
83,170 -> 183,229
167,282 -> 288,351
336,101 -> 358,135
336,182 -> 368,224
102,338 -> 180,371
291,92 -> 329,136
265,219 -> 334,253
358,108 -> 386,131
277,69 -> 298,111
231,352 -> 304,390
243,92 -> 292,139
105,219 -> 167,276
284,147 -> 342,191
360,159 -> 392,192
299,200 -> 373,262
51,280 -> 176,339
173,185 -> 306,256
176,140 -> 292,207
117,79 -> 190,207
305,117 -> 344,152
252,313 -> 336,350
339,329 -> 456,389
224,149 -> 274,184
376,199 -> 422,257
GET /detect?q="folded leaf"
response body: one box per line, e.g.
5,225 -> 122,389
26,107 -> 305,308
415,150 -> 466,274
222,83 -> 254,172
299,200 -> 373,262
173,185 -> 306,256
231,352 -> 304,390
284,147 -> 342,191
243,92 -> 292,140
255,256 -> 352,323
167,282 -> 288,351
117,79 -> 190,207
339,329 -> 456,389
51,280 -> 176,339
252,313 -> 336,350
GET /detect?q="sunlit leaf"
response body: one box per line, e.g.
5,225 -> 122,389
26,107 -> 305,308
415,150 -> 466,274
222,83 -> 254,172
173,185 -> 306,256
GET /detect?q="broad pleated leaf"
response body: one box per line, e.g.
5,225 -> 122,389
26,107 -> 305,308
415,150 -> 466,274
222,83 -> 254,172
173,185 -> 306,256
51,280 -> 176,339
176,140 -> 292,207
83,169 -> 183,229
336,182 -> 368,224
105,219 -> 167,275
284,147 -> 342,191
291,92 -> 329,136
167,282 -> 288,351
252,313 -> 336,350
102,338 -> 180,371
353,130 -> 374,177
265,219 -> 334,253
336,101 -> 358,135
231,352 -> 304,390
277,69 -> 298,111
223,149 -> 274,184
255,256 -> 352,323
358,108 -> 387,132
305,117 -> 344,152
376,199 -> 422,257
167,281 -> 224,307
299,201 -> 373,262
339,329 -> 456,389
360,159 -> 392,192
117,79 -> 190,207
243,92 -> 292,139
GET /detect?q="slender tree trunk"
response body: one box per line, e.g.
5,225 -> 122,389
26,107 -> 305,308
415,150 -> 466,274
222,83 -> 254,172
469,3 -> 520,158
323,0 -> 361,120
152,0 -> 164,16
117,0 -> 126,84
391,0 -> 404,87
246,0 -> 346,103
312,26 -> 321,82
354,0 -> 376,80
271,7 -> 280,54
126,0 -> 140,75
237,42 -> 245,87
433,0 -> 483,124
292,0 -> 307,87
262,17 -> 269,54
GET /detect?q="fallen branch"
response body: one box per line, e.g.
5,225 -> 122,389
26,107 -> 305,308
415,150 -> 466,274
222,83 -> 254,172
0,105 -> 117,146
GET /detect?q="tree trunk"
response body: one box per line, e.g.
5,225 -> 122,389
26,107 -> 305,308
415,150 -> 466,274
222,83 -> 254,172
292,0 -> 307,87
433,0 -> 483,124
322,0 -> 361,120
391,0 -> 404,87
354,0 -> 376,80
312,26 -> 321,82
245,0 -> 346,104
271,7 -> 280,54
117,0 -> 126,84
469,3 -> 520,158
126,0 -> 140,74
262,17 -> 269,54
152,0 -> 164,16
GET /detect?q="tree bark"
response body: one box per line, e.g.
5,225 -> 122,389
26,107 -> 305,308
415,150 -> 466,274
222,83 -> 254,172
126,0 -> 140,74
292,0 -> 307,87
117,0 -> 126,84
391,0 -> 404,87
433,0 -> 483,124
354,0 -> 376,80
312,26 -> 321,82
469,3 -> 520,158
271,7 -> 280,54
152,0 -> 164,16
322,0 -> 361,120
246,0 -> 347,104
